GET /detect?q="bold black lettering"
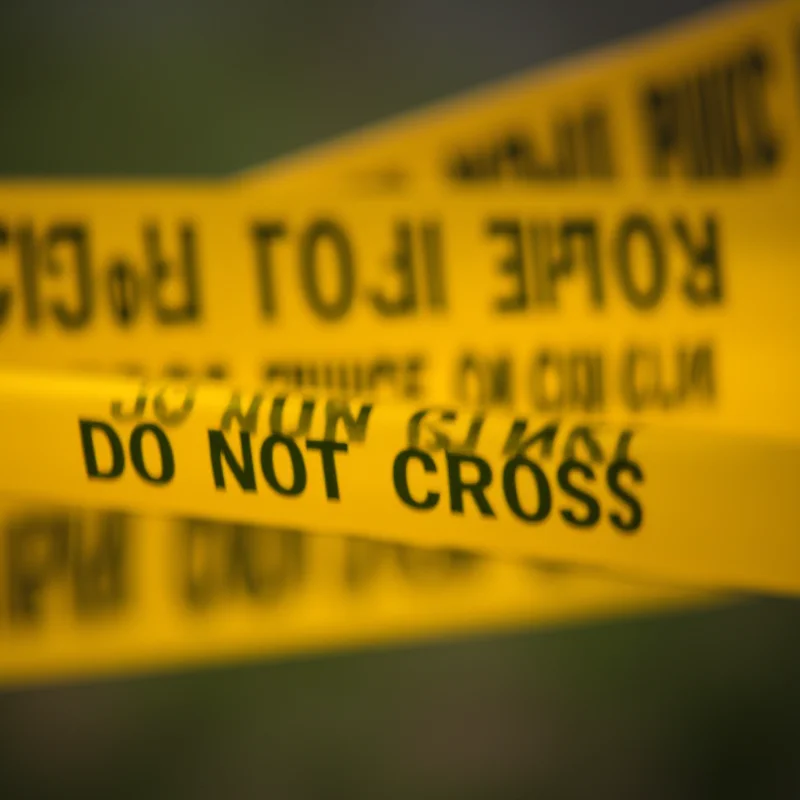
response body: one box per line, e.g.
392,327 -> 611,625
557,461 -> 600,527
260,434 -> 306,496
607,460 -> 644,533
79,419 -> 125,480
145,223 -> 201,324
503,456 -> 551,522
369,222 -> 445,314
208,430 -> 256,490
370,221 -> 417,316
446,452 -> 495,517
532,220 -> 603,308
48,225 -> 93,329
299,219 -> 355,321
306,439 -> 348,499
616,215 -> 665,309
251,221 -> 286,318
674,215 -> 723,305
393,448 -> 439,510
488,219 -> 526,312
129,423 -> 175,484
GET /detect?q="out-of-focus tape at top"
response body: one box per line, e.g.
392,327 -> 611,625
0,0 -> 796,441
237,0 -> 800,196
0,0 -> 797,685
0,370 -> 796,598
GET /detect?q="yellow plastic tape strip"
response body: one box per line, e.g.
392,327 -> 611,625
0,369 -> 795,597
0,184 -> 796,438
238,0 -> 800,195
0,502 -> 712,686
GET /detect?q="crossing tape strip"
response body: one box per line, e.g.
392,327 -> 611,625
237,0 -> 800,195
0,502 -> 715,686
0,369 -> 796,597
0,182 -> 796,439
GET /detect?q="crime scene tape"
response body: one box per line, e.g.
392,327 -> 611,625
0,502 -> 713,686
0,369 -> 796,598
237,0 -> 800,196
0,182 -> 796,439
1,1 -> 796,438
0,0 -> 797,683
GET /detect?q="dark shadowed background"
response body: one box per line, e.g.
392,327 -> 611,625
2,1 -> 800,797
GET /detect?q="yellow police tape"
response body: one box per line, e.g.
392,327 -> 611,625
0,369 -> 796,599
0,502 -> 713,686
238,0 -> 800,195
0,180 -> 796,437
0,0 -> 797,683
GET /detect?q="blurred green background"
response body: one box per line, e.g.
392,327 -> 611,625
0,0 -> 729,176
2,1 -> 800,797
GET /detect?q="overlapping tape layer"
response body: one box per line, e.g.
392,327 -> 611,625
0,501 -> 710,686
0,0 -> 796,684
0,370 -> 796,595
239,0 -> 800,195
